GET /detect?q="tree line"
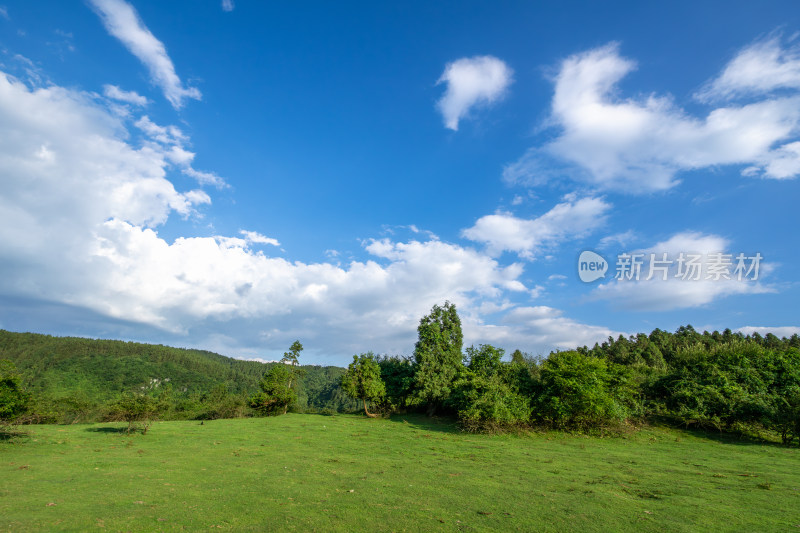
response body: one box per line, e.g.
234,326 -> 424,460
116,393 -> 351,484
2,305 -> 799,445
332,303 -> 799,444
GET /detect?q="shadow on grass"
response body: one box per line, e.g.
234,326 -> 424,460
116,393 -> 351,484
0,424 -> 30,442
680,426 -> 793,448
0,426 -> 29,441
84,426 -> 130,434
643,417 -> 791,448
387,413 -> 461,434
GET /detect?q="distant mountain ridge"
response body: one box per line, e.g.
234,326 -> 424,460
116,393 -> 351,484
0,329 -> 355,413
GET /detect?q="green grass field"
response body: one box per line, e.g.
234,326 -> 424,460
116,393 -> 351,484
2,415 -> 799,532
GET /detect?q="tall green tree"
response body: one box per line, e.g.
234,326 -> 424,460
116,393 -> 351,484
249,364 -> 296,415
281,341 -> 305,414
341,353 -> 386,417
412,301 -> 463,416
250,341 -> 305,416
510,349 -> 526,366
0,359 -> 28,426
376,355 -> 415,411
282,341 -> 304,367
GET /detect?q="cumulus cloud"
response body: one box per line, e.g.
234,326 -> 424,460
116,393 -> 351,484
0,70 -> 209,325
505,41 -> 800,192
461,195 -> 610,259
697,35 -> 800,101
221,0 -> 234,12
436,55 -> 513,130
0,67 -> 617,361
88,0 -> 201,109
591,232 -> 774,311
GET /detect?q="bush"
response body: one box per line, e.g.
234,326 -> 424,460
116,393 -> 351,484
453,373 -> 532,431
450,345 -> 532,431
108,391 -> 168,434
535,351 -> 636,430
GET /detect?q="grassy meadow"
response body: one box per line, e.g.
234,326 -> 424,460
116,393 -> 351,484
2,414 -> 799,532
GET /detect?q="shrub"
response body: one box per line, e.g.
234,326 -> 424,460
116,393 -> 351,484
450,345 -> 532,431
108,391 -> 168,434
535,351 -> 636,430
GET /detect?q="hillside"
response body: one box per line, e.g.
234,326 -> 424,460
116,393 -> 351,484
0,329 -> 356,417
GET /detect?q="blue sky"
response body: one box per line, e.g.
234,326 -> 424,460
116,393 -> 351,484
0,1 -> 799,365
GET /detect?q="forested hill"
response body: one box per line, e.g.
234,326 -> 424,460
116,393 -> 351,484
0,329 -> 356,417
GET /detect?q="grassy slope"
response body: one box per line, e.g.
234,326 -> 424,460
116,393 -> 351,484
2,415 -> 799,532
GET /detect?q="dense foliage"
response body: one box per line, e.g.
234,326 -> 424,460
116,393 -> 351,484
336,305 -> 800,443
0,359 -> 29,425
534,350 -> 637,430
340,353 -> 385,416
450,345 -> 532,431
0,330 -> 356,423
411,301 -> 463,416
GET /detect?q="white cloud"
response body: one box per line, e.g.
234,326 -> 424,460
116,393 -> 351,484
182,167 -> 227,188
0,6 -> 9,20
736,326 -> 800,338
0,67 -> 619,361
467,306 -> 623,354
462,196 -> 610,259
591,232 -> 774,311
0,71 -> 209,323
697,35 -> 800,101
103,84 -> 149,106
0,49 -> 644,364
221,0 -> 234,12
598,230 -> 637,250
88,0 -> 201,109
506,41 -> 800,192
240,230 -> 279,247
134,115 -> 184,143
436,55 -> 513,130
133,115 -> 227,188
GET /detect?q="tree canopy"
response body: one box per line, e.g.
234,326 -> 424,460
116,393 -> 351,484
250,340 -> 305,416
412,301 -> 463,416
341,353 -> 386,417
